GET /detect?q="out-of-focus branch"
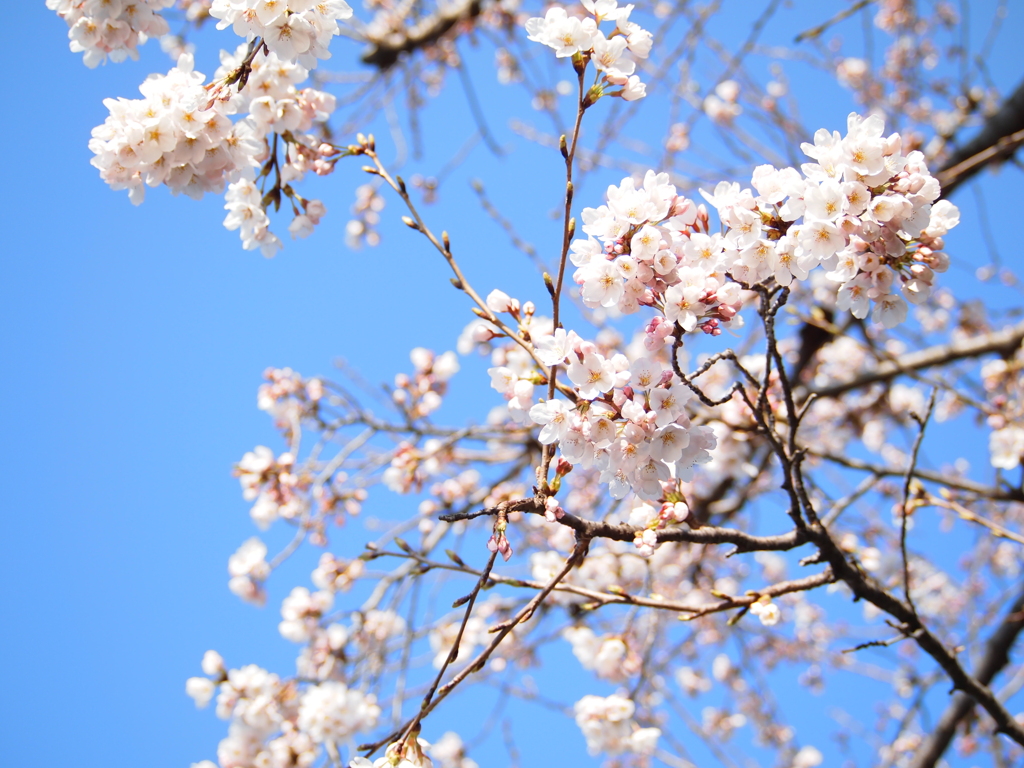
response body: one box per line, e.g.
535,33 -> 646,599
360,0 -> 487,70
938,77 -> 1024,197
908,583 -> 1024,768
813,451 -> 1024,503
807,320 -> 1024,400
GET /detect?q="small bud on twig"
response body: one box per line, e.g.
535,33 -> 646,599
445,550 -> 466,567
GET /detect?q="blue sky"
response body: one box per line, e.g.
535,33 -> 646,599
4,3 -> 1024,767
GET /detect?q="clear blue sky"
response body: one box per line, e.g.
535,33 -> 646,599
3,3 -> 1023,767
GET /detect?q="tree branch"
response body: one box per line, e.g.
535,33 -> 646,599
807,320 -> 1024,400
360,0 -> 487,70
937,77 -> 1024,197
908,583 -> 1024,768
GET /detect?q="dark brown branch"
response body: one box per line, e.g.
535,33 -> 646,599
908,583 -> 1024,768
440,496 -> 809,554
806,522 -> 1024,746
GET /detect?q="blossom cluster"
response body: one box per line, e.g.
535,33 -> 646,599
525,0 -> 652,101
392,348 -> 461,419
215,43 -> 338,177
257,366 -> 324,425
572,113 -> 958,332
573,694 -> 660,756
527,342 -> 718,501
228,536 -> 271,605
563,626 -> 640,681
572,169 -> 747,330
48,0 -> 175,68
187,655 -> 380,768
90,45 -> 337,254
209,0 -> 354,68
982,351 -> 1024,470
235,445 -> 309,531
89,54 -> 262,206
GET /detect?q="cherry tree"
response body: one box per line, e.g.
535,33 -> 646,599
49,1 -> 1024,767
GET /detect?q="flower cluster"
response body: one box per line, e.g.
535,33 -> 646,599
981,352 -> 1024,470
215,43 -> 339,179
223,179 -> 286,257
739,112 -> 958,327
228,537 -> 270,605
279,586 -> 335,643
48,0 -> 175,68
235,445 -> 309,530
572,168 -> 747,330
189,659 -> 380,766
257,367 -> 324,426
90,45 -> 338,254
89,54 -> 262,206
749,595 -> 781,626
572,113 -> 959,333
528,342 -> 717,502
573,694 -> 660,756
563,626 -> 641,681
298,681 -> 380,744
525,0 -> 652,101
345,184 -> 386,249
209,0 -> 353,68
629,500 -> 689,556
392,348 -> 460,419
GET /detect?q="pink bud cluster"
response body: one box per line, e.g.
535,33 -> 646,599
235,445 -> 308,530
525,0 -> 652,101
382,440 -> 450,494
393,348 -> 460,419
487,519 -> 513,561
47,0 -> 175,68
89,54 -> 263,207
257,366 -> 324,425
210,0 -> 354,68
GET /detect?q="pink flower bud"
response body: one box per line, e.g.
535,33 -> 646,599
486,289 -> 514,313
